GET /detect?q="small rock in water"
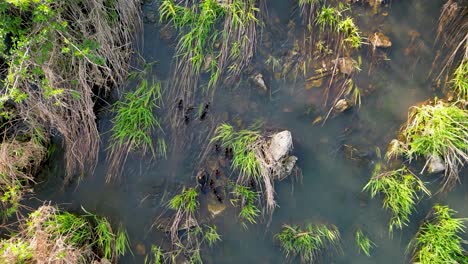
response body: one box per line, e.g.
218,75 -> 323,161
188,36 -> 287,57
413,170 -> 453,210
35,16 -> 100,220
369,32 -> 392,48
335,57 -> 356,75
427,155 -> 445,174
135,242 -> 146,255
207,193 -> 226,217
334,99 -> 352,113
253,73 -> 268,92
305,77 -> 323,90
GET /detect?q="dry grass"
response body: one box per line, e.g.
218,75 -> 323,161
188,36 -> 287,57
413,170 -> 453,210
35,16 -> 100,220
0,138 -> 46,219
0,205 -> 93,264
3,0 -> 141,182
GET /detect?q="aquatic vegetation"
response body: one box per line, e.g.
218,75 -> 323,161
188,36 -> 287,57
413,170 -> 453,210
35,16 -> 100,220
0,0 -> 140,180
338,17 -> 363,49
316,6 -> 341,32
0,205 -> 130,263
275,223 -> 341,263
160,0 -> 262,135
452,59 -> 467,100
408,204 -> 468,264
144,245 -> 164,264
363,166 -> 430,234
355,229 -> 375,257
167,187 -> 200,243
231,184 -> 261,228
106,78 -> 165,182
387,101 -> 468,191
202,225 -> 221,247
212,124 -> 261,182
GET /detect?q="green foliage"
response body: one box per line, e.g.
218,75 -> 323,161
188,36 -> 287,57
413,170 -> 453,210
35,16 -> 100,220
203,225 -> 221,247
0,239 -> 33,262
452,60 -> 468,100
212,123 -> 261,181
231,184 -> 260,227
363,166 -> 430,234
409,205 -> 468,264
338,17 -> 363,49
45,211 -> 92,246
110,79 -> 163,156
0,206 -> 130,262
168,187 -> 199,214
316,6 -> 341,32
402,101 -> 468,160
355,229 -> 375,257
144,245 -> 164,264
275,223 -> 341,263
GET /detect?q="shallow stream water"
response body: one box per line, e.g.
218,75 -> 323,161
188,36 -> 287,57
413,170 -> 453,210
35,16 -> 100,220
34,1 -> 468,263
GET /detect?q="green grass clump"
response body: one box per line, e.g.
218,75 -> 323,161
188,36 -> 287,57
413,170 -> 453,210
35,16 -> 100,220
169,187 -> 199,214
212,123 -> 261,182
203,225 -> 221,247
316,6 -> 341,32
110,79 -> 163,155
452,60 -> 468,100
355,229 -> 375,257
338,17 -> 363,49
363,166 -> 430,234
409,204 -> 468,264
231,184 -> 260,228
387,101 -> 468,191
0,205 -> 130,263
107,78 -> 165,181
275,223 -> 340,263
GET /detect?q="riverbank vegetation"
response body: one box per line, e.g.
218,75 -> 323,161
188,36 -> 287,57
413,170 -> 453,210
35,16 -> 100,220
275,223 -> 341,263
0,0 -> 140,182
355,229 -> 375,257
106,74 -> 165,182
0,205 -> 129,263
408,204 -> 467,264
386,101 -> 468,191
363,166 -> 430,234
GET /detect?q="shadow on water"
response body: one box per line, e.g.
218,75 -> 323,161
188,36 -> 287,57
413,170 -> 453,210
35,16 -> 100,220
34,0 -> 468,263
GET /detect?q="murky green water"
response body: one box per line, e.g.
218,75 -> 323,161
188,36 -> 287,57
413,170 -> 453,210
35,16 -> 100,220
34,1 -> 467,263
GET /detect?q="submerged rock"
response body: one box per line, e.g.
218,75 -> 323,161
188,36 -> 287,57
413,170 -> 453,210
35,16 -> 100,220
207,193 -> 226,217
427,155 -> 445,174
334,99 -> 352,113
252,73 -> 268,92
335,57 -> 356,75
369,32 -> 392,48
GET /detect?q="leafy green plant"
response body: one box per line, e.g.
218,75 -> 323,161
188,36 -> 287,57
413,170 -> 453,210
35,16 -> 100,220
106,78 -> 165,182
316,6 -> 341,32
212,123 -> 261,182
231,184 -> 260,228
0,205 -> 130,263
203,225 -> 221,247
363,166 -> 430,234
275,223 -> 341,263
408,204 -> 467,264
355,229 -> 375,257
452,59 -> 467,100
387,101 -> 468,191
169,187 -> 199,214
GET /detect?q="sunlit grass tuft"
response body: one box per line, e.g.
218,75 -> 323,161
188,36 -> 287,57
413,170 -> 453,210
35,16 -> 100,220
363,166 -> 430,234
408,204 -> 467,264
452,60 -> 468,100
355,229 -> 375,257
275,223 -> 341,263
231,184 -> 260,228
212,123 -> 261,182
388,100 -> 468,191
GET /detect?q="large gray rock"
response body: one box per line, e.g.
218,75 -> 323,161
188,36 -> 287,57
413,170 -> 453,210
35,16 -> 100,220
268,131 -> 293,162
